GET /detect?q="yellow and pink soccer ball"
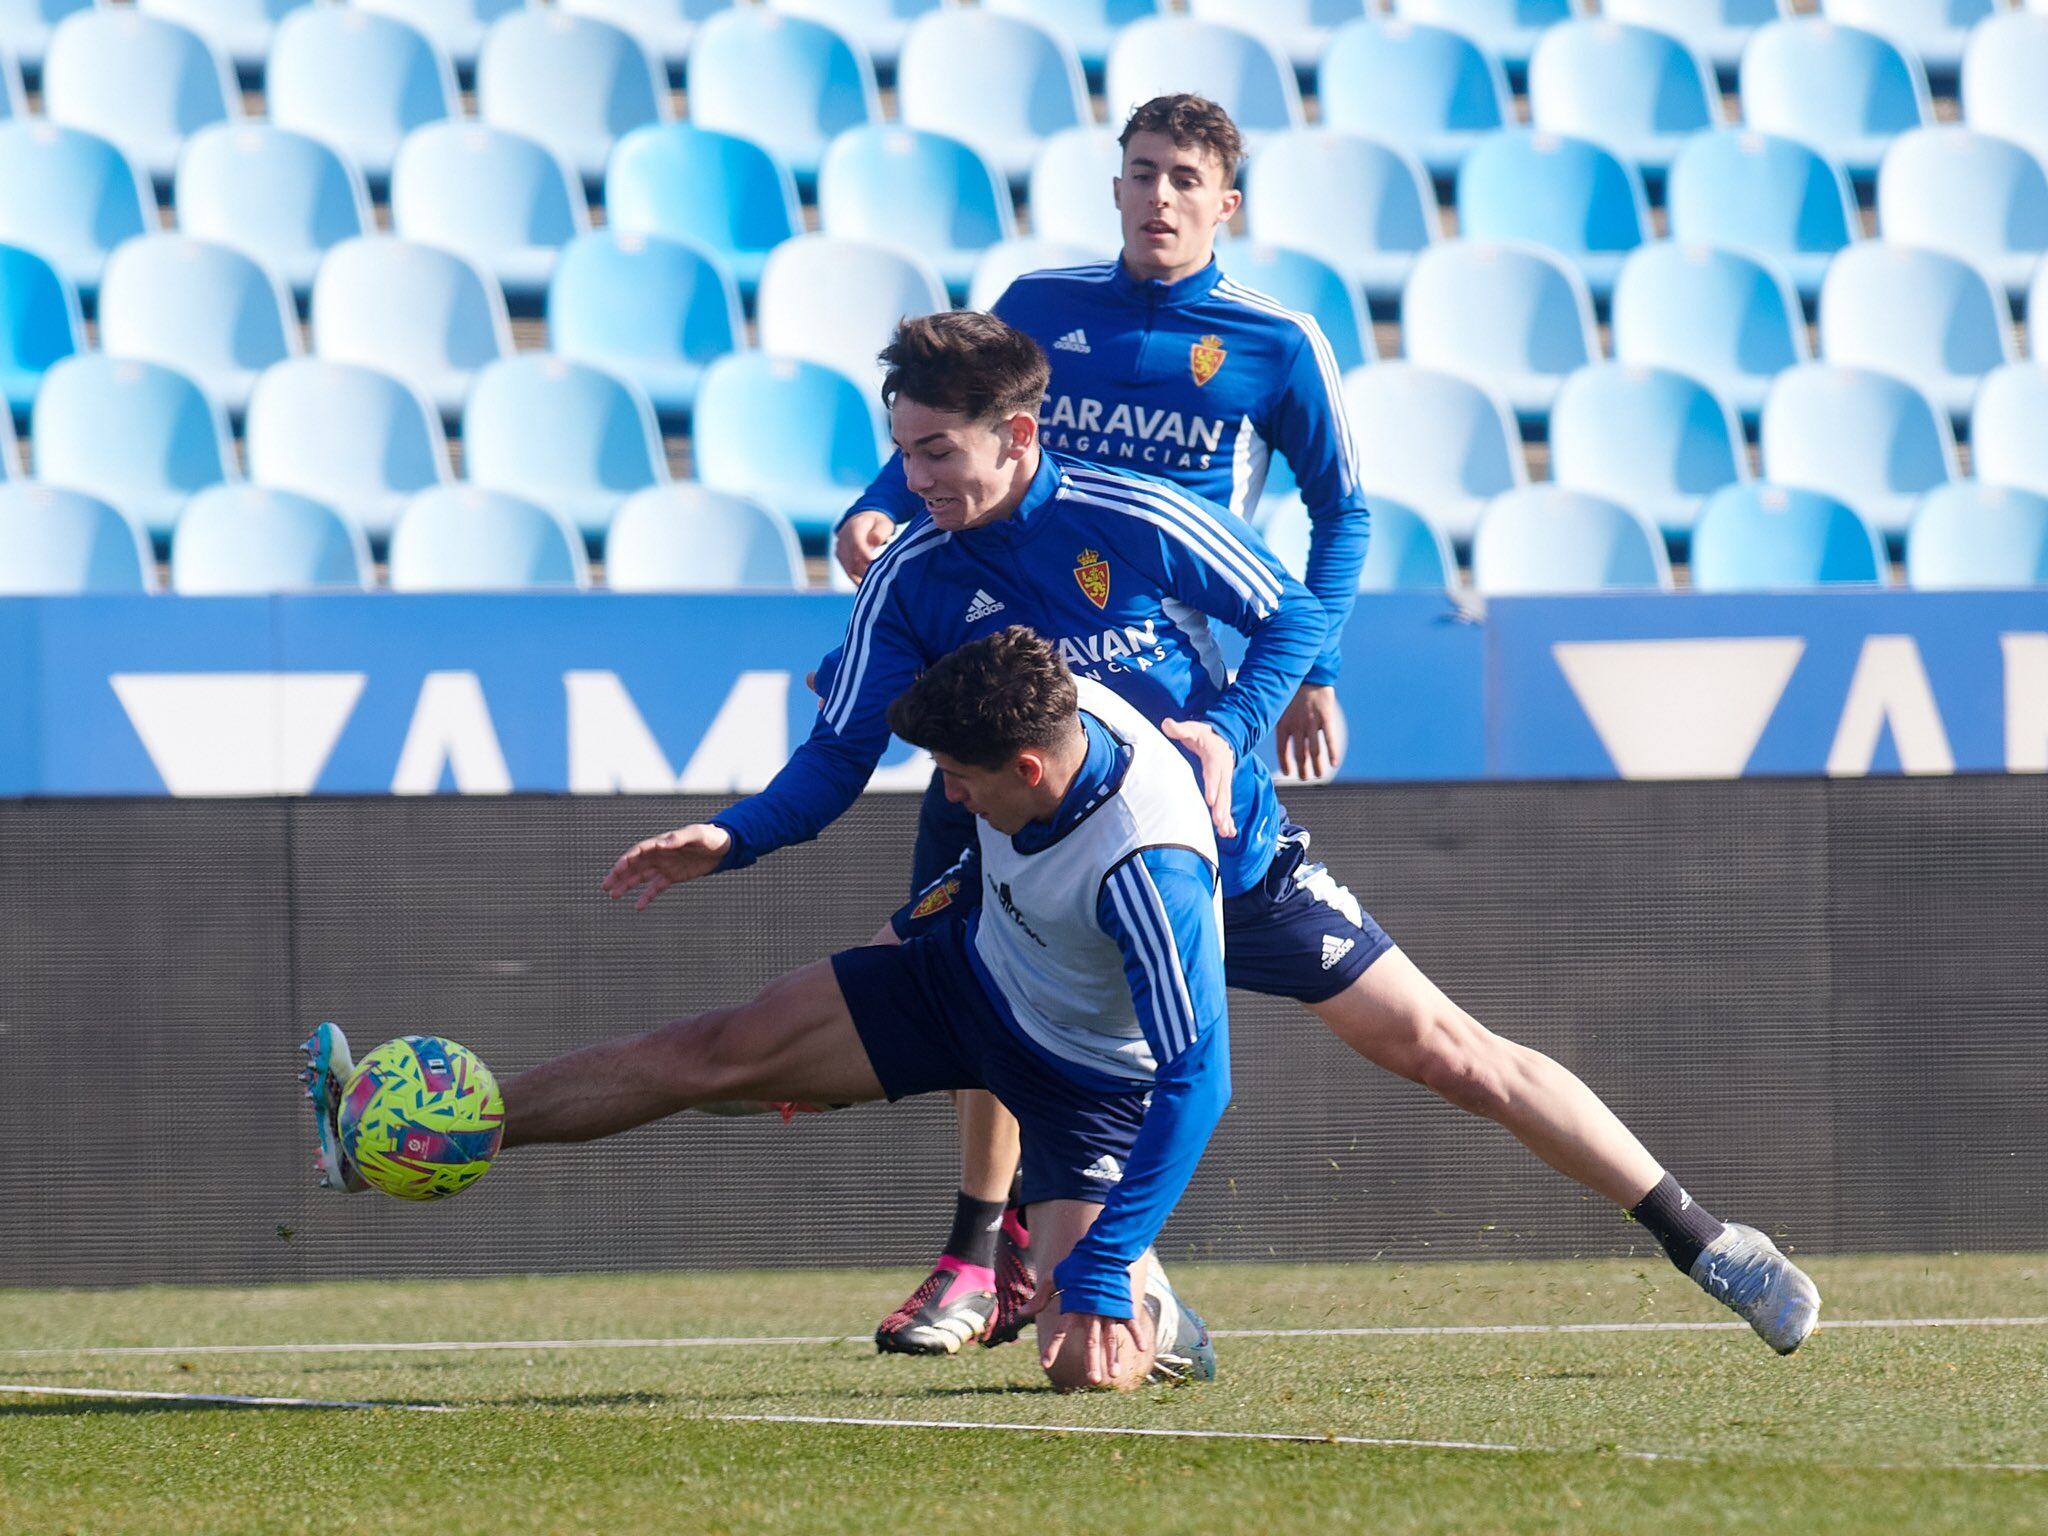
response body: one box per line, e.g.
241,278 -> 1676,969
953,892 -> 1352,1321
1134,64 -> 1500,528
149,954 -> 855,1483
338,1035 -> 505,1201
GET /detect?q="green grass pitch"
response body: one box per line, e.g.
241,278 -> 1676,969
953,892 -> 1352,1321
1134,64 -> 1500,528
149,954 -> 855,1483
3,1254 -> 2044,1535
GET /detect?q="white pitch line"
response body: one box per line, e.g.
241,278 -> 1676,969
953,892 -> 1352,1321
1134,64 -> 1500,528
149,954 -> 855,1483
0,1383 -> 461,1413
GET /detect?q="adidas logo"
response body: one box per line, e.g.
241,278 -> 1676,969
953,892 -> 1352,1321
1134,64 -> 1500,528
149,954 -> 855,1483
1320,934 -> 1355,970
1080,1154 -> 1123,1183
1053,328 -> 1091,354
964,589 -> 1006,623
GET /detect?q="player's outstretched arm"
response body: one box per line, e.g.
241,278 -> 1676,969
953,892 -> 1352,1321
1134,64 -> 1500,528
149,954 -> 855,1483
600,824 -> 733,910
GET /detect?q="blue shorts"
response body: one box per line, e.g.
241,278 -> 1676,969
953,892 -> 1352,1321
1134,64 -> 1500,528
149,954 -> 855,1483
833,920 -> 1150,1208
911,771 -> 1388,1005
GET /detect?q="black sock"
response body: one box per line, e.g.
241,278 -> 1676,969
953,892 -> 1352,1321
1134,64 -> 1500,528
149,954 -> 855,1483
1628,1173 -> 1726,1274
942,1191 -> 1005,1270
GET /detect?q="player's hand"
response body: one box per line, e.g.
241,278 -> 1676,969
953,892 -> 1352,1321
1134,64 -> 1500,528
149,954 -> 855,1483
1275,684 -> 1346,782
834,511 -> 897,584
1031,1284 -> 1157,1390
600,824 -> 732,910
1159,718 -> 1238,840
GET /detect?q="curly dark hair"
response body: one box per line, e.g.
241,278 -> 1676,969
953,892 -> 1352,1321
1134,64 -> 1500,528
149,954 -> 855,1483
887,627 -> 1080,770
879,311 -> 1051,421
1118,93 -> 1245,184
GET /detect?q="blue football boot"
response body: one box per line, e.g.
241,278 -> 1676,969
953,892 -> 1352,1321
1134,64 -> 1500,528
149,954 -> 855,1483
1690,1222 -> 1821,1354
1144,1270 -> 1217,1385
300,1021 -> 369,1194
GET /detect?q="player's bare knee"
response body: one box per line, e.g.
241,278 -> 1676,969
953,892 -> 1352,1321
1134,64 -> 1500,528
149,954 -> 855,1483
1412,1016 -> 1516,1119
649,1006 -> 753,1102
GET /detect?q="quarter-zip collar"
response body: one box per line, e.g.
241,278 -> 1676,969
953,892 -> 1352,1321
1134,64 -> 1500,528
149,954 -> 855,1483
1110,256 -> 1226,311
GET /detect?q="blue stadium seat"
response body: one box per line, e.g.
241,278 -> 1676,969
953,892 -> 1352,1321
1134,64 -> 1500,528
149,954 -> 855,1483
1602,0 -> 1787,84
691,352 -> 886,544
0,240 -> 83,422
898,11 -> 1089,189
1549,363 -> 1747,539
1817,241 -> 2014,427
1402,240 -> 1598,423
1455,130 -> 1648,301
388,485 -> 591,591
390,123 -> 589,310
1259,492 -> 1458,590
969,240 -> 1112,312
1471,484 -> 1672,593
354,0 -> 525,82
476,10 -> 668,193
462,354 -> 667,541
986,0 -> 1163,82
605,484 -> 807,591
546,229 -> 745,424
1821,0 -> 1992,87
41,8 -> 237,189
0,0 -> 99,86
309,237 -> 513,421
1528,20 -> 1722,185
756,234 -> 949,393
96,234 -> 300,418
1665,128 -> 1859,304
1317,18 -> 1511,181
1877,127 -> 2048,303
818,126 -> 1014,302
1969,363 -> 2048,499
1106,16 -> 1305,141
1961,11 -> 2048,172
1343,361 -> 1524,541
137,0 -> 309,83
0,39 -> 23,117
686,9 -> 879,194
32,353 -> 234,539
1906,481 -> 2048,588
267,6 -> 458,194
1689,481 -> 1886,590
770,0 -> 943,77
1610,241 -> 1809,425
245,357 -> 452,544
1760,362 -> 1959,537
1393,0 -> 1590,82
174,124 -> 370,305
559,0 -> 731,85
0,482 -> 155,594
1215,243 -> 1375,373
605,122 -> 800,303
0,121 -> 149,300
1028,128 -> 1124,252
1188,1 -> 1369,76
1247,130 -> 1438,308
169,484 -> 372,594
1739,18 -> 1931,184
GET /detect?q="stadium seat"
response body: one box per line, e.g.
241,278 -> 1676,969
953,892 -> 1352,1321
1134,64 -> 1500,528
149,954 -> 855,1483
969,240 -> 1112,312
769,0 -> 942,77
1316,18 -> 1511,182
1528,20 -> 1721,185
1760,362 -> 1959,537
1392,0 -> 1590,81
0,0 -> 100,86
0,483 -> 155,594
169,484 -> 372,594
756,235 -> 949,393
1259,492 -> 1458,590
0,122 -> 150,301
1455,130 -> 1648,302
1549,363 -> 1747,539
1820,0 -> 1992,87
691,352 -> 887,543
1028,128 -> 1124,252
817,126 -> 1014,302
245,357 -> 452,544
309,238 -> 513,421
95,234 -> 301,419
1739,18 -> 1931,184
558,0 -> 731,84
1471,485 -> 1672,593
31,354 -> 235,540
1215,243 -> 1375,373
1689,481 -> 1887,590
985,0 -> 1162,82
136,0 -> 309,83
1876,128 -> 2048,304
0,390 -> 18,473
1187,1 -> 1369,76
173,124 -> 371,305
1665,128 -> 1859,304
604,122 -> 801,303
1602,0 -> 1787,84
354,0 -> 525,81
462,354 -> 667,541
686,9 -> 880,194
605,485 -> 807,592
1402,240 -> 1598,424
1105,16 -> 1305,142
1961,11 -> 2048,172
390,123 -> 589,310
41,8 -> 238,189
1969,363 -> 2048,499
1247,130 -> 1438,308
1817,242 -> 2014,427
0,241 -> 83,422
545,229 -> 745,424
1610,241 -> 1810,424
267,6 -> 458,194
1342,362 -> 1524,541
897,11 -> 1089,190
476,10 -> 668,194
1906,480 -> 2048,588
0,41 -> 22,117
388,485 -> 591,591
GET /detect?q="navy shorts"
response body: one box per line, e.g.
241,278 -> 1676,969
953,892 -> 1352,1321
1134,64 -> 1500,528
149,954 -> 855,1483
833,920 -> 1150,1208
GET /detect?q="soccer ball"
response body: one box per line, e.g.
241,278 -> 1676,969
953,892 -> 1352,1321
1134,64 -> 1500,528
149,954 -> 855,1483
338,1035 -> 505,1201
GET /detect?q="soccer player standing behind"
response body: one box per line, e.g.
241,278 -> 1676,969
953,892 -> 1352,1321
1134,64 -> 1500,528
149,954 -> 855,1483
839,96 -> 1370,1353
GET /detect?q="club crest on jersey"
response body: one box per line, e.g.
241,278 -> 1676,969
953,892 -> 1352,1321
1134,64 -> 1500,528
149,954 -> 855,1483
1074,548 -> 1111,609
1190,334 -> 1227,387
910,876 -> 959,921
